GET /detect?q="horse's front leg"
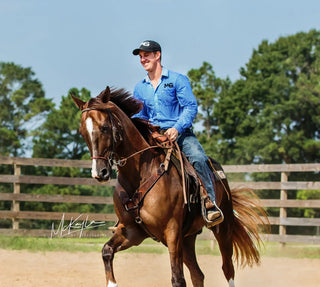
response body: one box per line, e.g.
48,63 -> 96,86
182,233 -> 204,287
166,228 -> 186,287
102,222 -> 146,287
102,240 -> 116,287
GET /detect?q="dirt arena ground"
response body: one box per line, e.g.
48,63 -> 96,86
1,249 -> 319,287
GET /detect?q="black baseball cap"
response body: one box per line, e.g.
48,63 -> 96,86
132,40 -> 161,55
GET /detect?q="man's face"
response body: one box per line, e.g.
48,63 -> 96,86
139,51 -> 160,72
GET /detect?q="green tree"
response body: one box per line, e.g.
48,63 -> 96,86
297,189 -> 320,219
0,62 -> 53,227
0,62 -> 53,156
215,29 -> 320,164
32,87 -> 91,160
188,62 -> 231,139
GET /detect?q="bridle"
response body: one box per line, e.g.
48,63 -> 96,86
82,107 -> 120,164
81,107 -> 164,167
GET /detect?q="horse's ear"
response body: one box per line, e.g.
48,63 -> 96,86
70,93 -> 86,110
101,86 -> 111,103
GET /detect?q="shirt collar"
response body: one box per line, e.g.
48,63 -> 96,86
144,67 -> 169,83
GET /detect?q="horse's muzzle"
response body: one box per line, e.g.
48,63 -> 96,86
91,159 -> 112,182
94,167 -> 112,182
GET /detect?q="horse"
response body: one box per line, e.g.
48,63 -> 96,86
71,86 -> 268,287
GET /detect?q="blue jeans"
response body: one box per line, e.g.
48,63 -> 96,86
177,128 -> 216,202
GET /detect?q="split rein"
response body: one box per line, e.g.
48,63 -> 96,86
92,145 -> 168,167
81,107 -> 172,167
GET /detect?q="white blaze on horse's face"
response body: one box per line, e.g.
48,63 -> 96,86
85,117 -> 99,178
229,279 -> 235,287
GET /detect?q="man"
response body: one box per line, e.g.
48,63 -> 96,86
132,40 -> 223,226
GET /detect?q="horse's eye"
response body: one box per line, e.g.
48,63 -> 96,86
101,125 -> 109,133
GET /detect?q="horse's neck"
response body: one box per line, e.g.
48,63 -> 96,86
118,114 -> 150,157
115,112 -> 153,192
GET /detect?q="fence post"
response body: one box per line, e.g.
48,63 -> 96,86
279,171 -> 288,247
12,163 -> 21,230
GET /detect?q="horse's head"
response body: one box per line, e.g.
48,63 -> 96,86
71,86 -> 123,182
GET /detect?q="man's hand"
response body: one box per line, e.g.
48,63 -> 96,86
164,128 -> 179,142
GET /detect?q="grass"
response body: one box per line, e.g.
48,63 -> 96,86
0,235 -> 319,259
260,241 -> 320,259
0,235 -> 107,253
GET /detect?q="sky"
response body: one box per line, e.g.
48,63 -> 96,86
1,0 -> 319,106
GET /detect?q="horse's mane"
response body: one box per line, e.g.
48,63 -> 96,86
87,87 -> 141,117
87,87 -> 157,144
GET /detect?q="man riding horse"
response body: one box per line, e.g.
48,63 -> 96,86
71,40 -> 268,287
132,40 -> 223,226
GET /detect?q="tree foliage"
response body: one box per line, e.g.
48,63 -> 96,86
213,29 -> 320,164
0,62 -> 53,156
187,62 -> 231,139
32,87 -> 91,160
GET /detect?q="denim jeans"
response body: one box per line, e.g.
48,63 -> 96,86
177,128 -> 216,202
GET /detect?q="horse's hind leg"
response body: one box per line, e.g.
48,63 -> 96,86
182,234 -> 204,287
213,227 -> 235,287
102,223 -> 146,287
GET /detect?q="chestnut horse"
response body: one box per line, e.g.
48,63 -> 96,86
71,86 -> 267,287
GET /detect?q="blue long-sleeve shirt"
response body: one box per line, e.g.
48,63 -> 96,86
133,68 -> 198,134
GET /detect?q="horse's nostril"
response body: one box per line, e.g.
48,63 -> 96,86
99,168 -> 109,179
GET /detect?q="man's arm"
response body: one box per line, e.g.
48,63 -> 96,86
172,74 -> 198,133
132,85 -> 149,121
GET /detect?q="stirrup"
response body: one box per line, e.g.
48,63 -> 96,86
201,199 -> 224,228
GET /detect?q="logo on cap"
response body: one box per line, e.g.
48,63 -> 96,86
141,41 -> 150,47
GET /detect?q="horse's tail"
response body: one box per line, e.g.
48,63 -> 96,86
230,188 -> 269,267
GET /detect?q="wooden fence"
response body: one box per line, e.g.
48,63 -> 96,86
0,156 -> 319,244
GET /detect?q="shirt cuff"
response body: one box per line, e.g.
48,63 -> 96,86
173,124 -> 184,134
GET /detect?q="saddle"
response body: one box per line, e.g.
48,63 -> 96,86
117,131 -> 228,239
151,131 -> 228,205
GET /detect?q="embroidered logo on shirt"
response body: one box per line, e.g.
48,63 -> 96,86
164,83 -> 174,88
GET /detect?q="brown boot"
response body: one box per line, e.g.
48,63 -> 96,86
204,196 -> 215,209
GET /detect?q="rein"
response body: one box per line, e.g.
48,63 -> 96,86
81,107 -> 171,167
114,145 -> 164,166
92,145 -> 164,167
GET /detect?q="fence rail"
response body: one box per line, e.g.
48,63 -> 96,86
0,156 -> 319,243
